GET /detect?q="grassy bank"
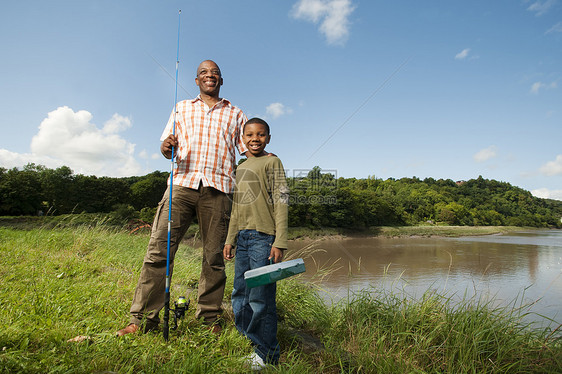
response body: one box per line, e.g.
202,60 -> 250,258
0,226 -> 561,373
1,215 -> 531,239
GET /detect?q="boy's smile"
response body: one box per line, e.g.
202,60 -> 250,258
243,122 -> 270,157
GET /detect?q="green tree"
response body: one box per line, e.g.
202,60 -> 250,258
130,171 -> 168,210
40,166 -> 75,214
0,164 -> 44,215
72,175 -> 130,213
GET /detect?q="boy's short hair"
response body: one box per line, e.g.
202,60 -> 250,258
244,117 -> 270,135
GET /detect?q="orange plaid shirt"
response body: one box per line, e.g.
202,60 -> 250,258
160,95 -> 248,193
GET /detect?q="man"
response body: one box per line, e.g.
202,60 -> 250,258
117,60 -> 247,336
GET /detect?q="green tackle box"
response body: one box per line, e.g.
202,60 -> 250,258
244,258 -> 306,288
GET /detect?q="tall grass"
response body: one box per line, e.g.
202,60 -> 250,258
324,289 -> 562,373
0,226 -> 261,373
0,225 -> 560,373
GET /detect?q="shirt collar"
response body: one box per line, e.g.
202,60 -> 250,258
191,95 -> 231,107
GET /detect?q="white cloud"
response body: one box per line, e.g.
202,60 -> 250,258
530,81 -> 558,94
139,149 -> 161,160
546,21 -> 562,34
455,48 -> 471,60
473,146 -> 497,162
102,113 -> 132,134
531,188 -> 562,201
291,0 -> 355,45
0,149 -> 60,170
539,154 -> 562,176
530,82 -> 543,94
266,102 -> 293,119
527,0 -> 556,16
0,106 -> 143,177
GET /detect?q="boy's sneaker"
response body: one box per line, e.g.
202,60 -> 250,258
245,352 -> 266,371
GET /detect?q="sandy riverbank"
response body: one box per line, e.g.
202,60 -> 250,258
287,225 -> 530,241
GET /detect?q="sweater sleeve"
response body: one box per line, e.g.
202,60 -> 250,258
225,173 -> 240,246
270,158 -> 289,249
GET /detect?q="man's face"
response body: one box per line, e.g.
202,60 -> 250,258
195,61 -> 223,97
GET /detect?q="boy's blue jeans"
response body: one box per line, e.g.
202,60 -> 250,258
232,230 -> 280,364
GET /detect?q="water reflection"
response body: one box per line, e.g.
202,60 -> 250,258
290,230 -> 562,329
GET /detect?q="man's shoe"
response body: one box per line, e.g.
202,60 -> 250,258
116,323 -> 139,336
245,352 -> 266,371
208,324 -> 222,335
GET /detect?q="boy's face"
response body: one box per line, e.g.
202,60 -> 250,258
243,122 -> 270,157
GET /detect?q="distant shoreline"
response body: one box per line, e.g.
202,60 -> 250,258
287,225 -> 534,241
0,216 -> 542,241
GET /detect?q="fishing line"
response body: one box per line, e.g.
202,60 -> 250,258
146,51 -> 194,98
163,9 -> 181,342
307,56 -> 412,161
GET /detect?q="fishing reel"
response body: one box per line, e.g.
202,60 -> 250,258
171,296 -> 189,330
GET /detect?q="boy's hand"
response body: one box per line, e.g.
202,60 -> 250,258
160,134 -> 178,159
223,244 -> 235,261
268,247 -> 284,263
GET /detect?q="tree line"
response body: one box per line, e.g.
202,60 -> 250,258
1,164 -> 561,229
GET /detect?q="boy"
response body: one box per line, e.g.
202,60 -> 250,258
223,117 -> 289,369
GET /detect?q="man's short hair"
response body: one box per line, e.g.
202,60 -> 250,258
196,60 -> 221,77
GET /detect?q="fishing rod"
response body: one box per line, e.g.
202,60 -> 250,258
163,9 -> 182,341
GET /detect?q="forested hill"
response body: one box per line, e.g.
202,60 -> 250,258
1,164 -> 561,229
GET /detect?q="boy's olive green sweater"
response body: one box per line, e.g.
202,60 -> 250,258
225,156 -> 289,249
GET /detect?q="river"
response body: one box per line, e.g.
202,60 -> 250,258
290,229 -> 562,330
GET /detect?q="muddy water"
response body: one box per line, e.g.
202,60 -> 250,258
289,229 -> 562,329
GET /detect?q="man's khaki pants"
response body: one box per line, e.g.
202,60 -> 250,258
129,184 -> 231,327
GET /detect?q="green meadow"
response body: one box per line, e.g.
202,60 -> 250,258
1,223 -> 560,373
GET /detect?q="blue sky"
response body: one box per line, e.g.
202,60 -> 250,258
1,0 -> 561,200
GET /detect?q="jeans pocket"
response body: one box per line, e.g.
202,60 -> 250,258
248,231 -> 274,264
